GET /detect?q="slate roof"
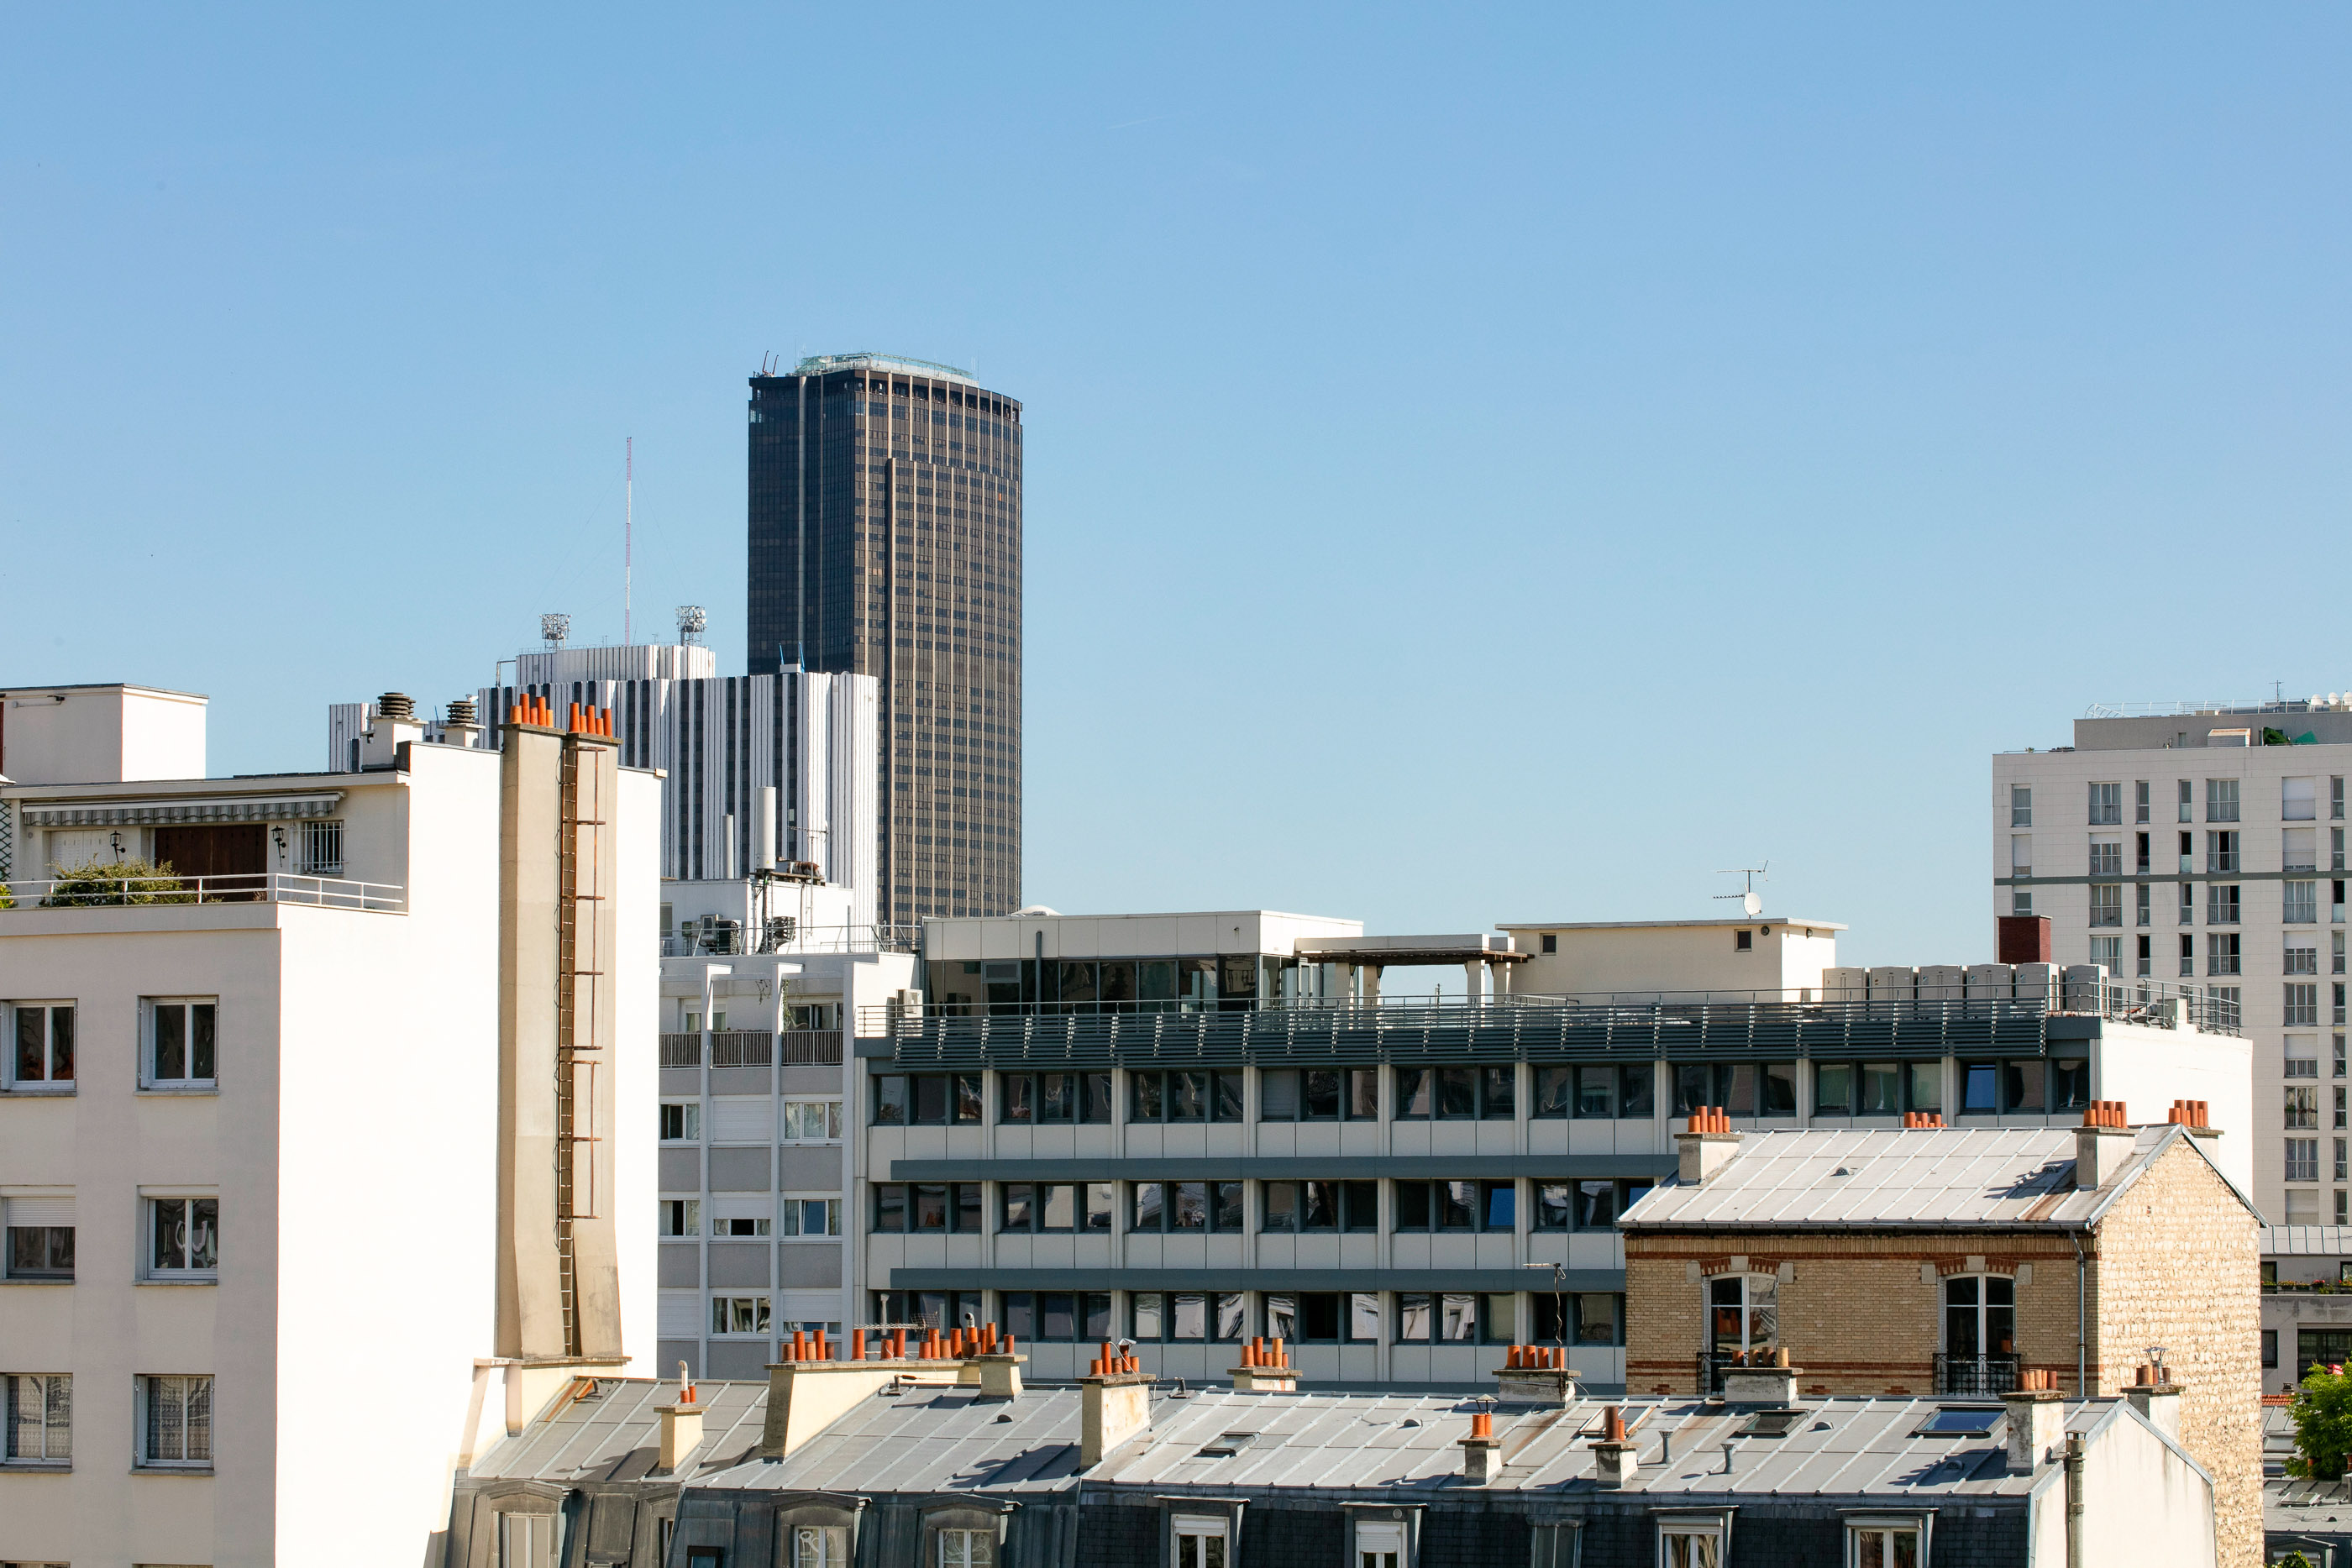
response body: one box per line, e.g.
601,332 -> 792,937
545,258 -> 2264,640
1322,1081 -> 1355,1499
1620,1123 -> 2249,1231
688,1382 -> 2155,1503
465,1377 -> 769,1486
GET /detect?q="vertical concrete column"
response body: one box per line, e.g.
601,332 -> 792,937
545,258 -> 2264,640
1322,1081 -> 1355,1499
1464,962 -> 1485,1007
1363,967 -> 1383,1006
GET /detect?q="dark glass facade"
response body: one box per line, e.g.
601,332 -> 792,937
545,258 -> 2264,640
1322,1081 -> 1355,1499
748,355 -> 1021,920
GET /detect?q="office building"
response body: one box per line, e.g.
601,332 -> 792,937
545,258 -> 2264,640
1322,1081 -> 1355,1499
854,909 -> 2247,1392
747,353 -> 1023,922
1993,699 -> 2352,1227
0,679 -> 660,1566
329,636 -> 883,931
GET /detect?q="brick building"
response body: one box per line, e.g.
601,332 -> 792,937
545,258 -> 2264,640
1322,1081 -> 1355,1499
1622,1109 -> 2263,1566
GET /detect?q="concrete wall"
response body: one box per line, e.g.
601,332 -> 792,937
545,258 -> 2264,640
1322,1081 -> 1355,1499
2076,1408 -> 2221,1568
2096,1024 -> 2254,1194
921,910 -> 1362,963
0,683 -> 206,786
615,767 -> 662,1377
1499,920 -> 1841,999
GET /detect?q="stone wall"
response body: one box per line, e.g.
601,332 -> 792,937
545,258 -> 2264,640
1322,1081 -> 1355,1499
2091,1135 -> 2262,1568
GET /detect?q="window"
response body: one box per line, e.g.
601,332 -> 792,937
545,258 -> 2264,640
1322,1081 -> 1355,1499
869,1183 -> 981,1233
1847,1522 -> 1924,1567
937,1528 -> 994,1568
2339,830 -> 2348,873
999,1183 -> 1082,1233
2179,933 -> 2195,977
2088,782 -> 2122,825
2288,1139 -> 2321,1182
147,1198 -> 217,1279
144,999 -> 217,1088
8,1004 -> 73,1087
297,818 -> 343,874
3,1197 -> 73,1282
2290,882 -> 2322,925
2010,785 -> 2032,827
2003,1059 -> 2049,1113
1128,1069 -> 1243,1122
1957,1061 -> 1999,1114
2290,830 -> 2323,873
1261,1179 -> 1373,1232
1533,1063 -> 1651,1118
1264,1291 -> 1357,1342
2211,933 -> 2242,975
1735,929 -> 1753,952
1659,1521 -> 1725,1568
998,1291 -> 1110,1341
2209,778 -> 2240,823
1944,1275 -> 2016,1361
1356,1518 -> 1405,1568
1170,1514 -> 1226,1568
1540,932 -> 1558,953
2207,831 -> 2240,873
874,1289 -> 980,1333
1394,1065 -> 1515,1120
1259,1067 -> 1378,1120
2089,936 -> 2122,971
2179,779 -> 2194,823
2087,884 -> 2122,927
2265,1329 -> 2280,1369
1672,1060 -> 1797,1117
996,1070 -> 1108,1123
2291,946 -> 2323,977
2289,1092 -> 2321,1133
781,1100 -> 842,1141
659,1102 -> 701,1141
1394,1179 -> 1520,1232
780,1198 -> 840,1236
1394,1292 -> 1480,1342
1130,1180 -> 1242,1232
659,1199 -> 700,1237
2135,932 -> 2152,977
3,1374 -> 69,1464
2137,880 -> 2151,926
1531,1177 -> 1653,1230
1708,1274 -> 1777,1361
2338,777 -> 2348,821
711,1296 -> 770,1335
2135,780 -> 2151,823
1129,1292 -> 1242,1341
501,1512 -> 554,1567
792,1524 -> 851,1568
871,1072 -> 983,1126
2288,777 -> 2319,821
2290,983 -> 2323,1026
2288,1038 -> 2321,1078
138,1374 -> 212,1467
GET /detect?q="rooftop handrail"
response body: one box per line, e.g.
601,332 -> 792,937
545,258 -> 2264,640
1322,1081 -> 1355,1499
661,920 -> 919,958
0,871 -> 406,913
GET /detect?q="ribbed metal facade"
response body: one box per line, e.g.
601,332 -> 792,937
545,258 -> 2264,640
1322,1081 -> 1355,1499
747,355 -> 1021,921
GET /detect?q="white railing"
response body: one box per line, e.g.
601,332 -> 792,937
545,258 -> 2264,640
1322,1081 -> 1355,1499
0,872 -> 406,912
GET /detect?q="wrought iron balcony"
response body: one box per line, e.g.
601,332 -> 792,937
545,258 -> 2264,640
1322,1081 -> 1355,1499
1935,1353 -> 2021,1395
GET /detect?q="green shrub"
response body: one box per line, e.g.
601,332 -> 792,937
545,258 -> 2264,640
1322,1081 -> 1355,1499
39,857 -> 192,906
2290,1364 -> 2352,1480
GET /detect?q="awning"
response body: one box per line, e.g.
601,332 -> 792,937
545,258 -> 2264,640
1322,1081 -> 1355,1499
19,792 -> 344,827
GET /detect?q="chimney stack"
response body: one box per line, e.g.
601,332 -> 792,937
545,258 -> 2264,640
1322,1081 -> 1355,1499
1676,1108 -> 1744,1185
1458,1403 -> 1503,1483
2003,1369 -> 2066,1474
2124,1362 -> 2183,1440
362,692 -> 423,768
443,696 -> 481,748
1495,1344 -> 1579,1406
1719,1345 -> 1801,1406
655,1375 -> 703,1474
1231,1336 -> 1298,1393
1079,1348 -> 1153,1467
1590,1404 -> 1638,1489
2074,1102 -> 2137,1190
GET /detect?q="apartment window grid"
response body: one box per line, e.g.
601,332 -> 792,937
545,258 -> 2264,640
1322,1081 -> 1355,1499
1394,1064 -> 1516,1120
780,1099 -> 843,1141
1130,1180 -> 1243,1234
2208,831 -> 2240,874
2335,1087 -> 2346,1132
2087,884 -> 2123,928
2088,782 -> 2123,826
2291,830 -> 2323,873
781,1197 -> 842,1236
2089,936 -> 2123,972
2339,1138 -> 2349,1183
2337,828 -> 2348,873
2179,883 -> 2195,926
2289,1088 -> 2320,1131
2209,886 -> 2242,928
2088,838 -> 2124,877
2136,882 -> 2151,926
2180,779 -> 2195,823
2011,785 -> 2032,827
2289,1039 -> 2321,1078
2135,780 -> 2151,824
2289,777 -> 2321,821
2290,943 -> 2323,977
2289,983 -> 2323,1028
2180,934 -> 2195,978
1259,1067 -> 1378,1121
2337,776 -> 2348,821
2338,1188 -> 2349,1226
2210,778 -> 2241,823
2289,1138 -> 2322,1183
2290,883 -> 2323,925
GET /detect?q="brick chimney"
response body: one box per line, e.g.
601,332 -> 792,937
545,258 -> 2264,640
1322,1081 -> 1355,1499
2004,1369 -> 2066,1474
1079,1343 -> 1153,1467
1676,1107 -> 1744,1185
2074,1101 -> 2137,1191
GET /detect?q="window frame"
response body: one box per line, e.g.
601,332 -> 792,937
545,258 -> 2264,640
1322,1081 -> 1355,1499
871,1072 -> 984,1126
135,1372 -> 213,1470
780,1098 -> 844,1142
144,1196 -> 218,1282
780,1195 -> 842,1238
2,1371 -> 71,1465
710,1294 -> 772,1335
1844,1519 -> 1929,1568
5,1002 -> 75,1090
142,998 -> 218,1091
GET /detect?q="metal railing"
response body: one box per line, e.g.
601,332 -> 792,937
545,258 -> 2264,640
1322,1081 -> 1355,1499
0,872 -> 406,912
658,1029 -> 846,1069
1935,1353 -> 2020,1396
662,921 -> 920,958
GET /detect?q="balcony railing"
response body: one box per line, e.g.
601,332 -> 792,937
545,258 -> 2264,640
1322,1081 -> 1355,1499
658,1029 -> 846,1069
1935,1353 -> 2021,1396
661,921 -> 920,958
0,872 -> 406,912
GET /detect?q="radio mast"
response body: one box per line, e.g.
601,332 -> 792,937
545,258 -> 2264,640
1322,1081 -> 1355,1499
624,438 -> 634,646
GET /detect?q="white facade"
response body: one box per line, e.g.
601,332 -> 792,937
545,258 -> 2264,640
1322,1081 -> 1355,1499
0,695 -> 659,1566
0,681 -> 207,788
654,940 -> 917,1382
1496,916 -> 1845,999
1994,703 -> 2352,1226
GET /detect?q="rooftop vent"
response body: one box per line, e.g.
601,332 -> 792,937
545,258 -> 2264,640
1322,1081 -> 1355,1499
377,692 -> 415,721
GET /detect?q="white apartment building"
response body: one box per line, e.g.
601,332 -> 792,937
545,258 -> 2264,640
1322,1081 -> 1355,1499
0,681 -> 659,1567
1994,700 -> 2352,1227
856,909 -> 2245,1392
328,635 -> 882,927
653,935 -> 918,1382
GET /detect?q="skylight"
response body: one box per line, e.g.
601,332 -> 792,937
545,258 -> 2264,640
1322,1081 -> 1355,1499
1914,1407 -> 2002,1437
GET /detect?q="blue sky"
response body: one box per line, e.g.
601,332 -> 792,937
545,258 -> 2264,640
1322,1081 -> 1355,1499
6,6 -> 2349,967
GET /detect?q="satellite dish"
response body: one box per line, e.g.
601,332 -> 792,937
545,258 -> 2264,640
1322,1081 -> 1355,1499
1742,890 -> 1762,917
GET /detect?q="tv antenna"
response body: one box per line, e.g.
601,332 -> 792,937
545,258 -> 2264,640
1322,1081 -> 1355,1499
624,438 -> 634,646
1714,863 -> 1768,918
539,613 -> 570,650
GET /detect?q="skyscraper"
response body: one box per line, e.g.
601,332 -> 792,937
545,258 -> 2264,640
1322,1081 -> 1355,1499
748,353 -> 1021,921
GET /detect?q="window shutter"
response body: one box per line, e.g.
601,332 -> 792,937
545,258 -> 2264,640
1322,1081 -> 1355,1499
657,1293 -> 702,1336
1262,1071 -> 1299,1118
6,1195 -> 73,1228
711,1098 -> 773,1143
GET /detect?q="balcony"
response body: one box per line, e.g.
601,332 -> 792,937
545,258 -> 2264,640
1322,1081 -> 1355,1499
657,1029 -> 845,1069
1935,1353 -> 2021,1396
0,871 -> 405,912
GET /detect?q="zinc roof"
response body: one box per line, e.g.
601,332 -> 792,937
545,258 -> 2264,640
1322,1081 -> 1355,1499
466,1378 -> 769,1486
1620,1125 -> 2183,1231
2265,1226 -> 2352,1257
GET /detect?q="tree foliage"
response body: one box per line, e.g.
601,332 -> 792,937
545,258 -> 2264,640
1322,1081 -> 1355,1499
2288,1363 -> 2352,1480
39,856 -> 191,906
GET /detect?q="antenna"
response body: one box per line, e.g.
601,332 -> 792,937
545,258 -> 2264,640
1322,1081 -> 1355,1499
624,438 -> 633,647
1713,863 -> 1769,919
676,605 -> 707,645
539,613 -> 570,650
